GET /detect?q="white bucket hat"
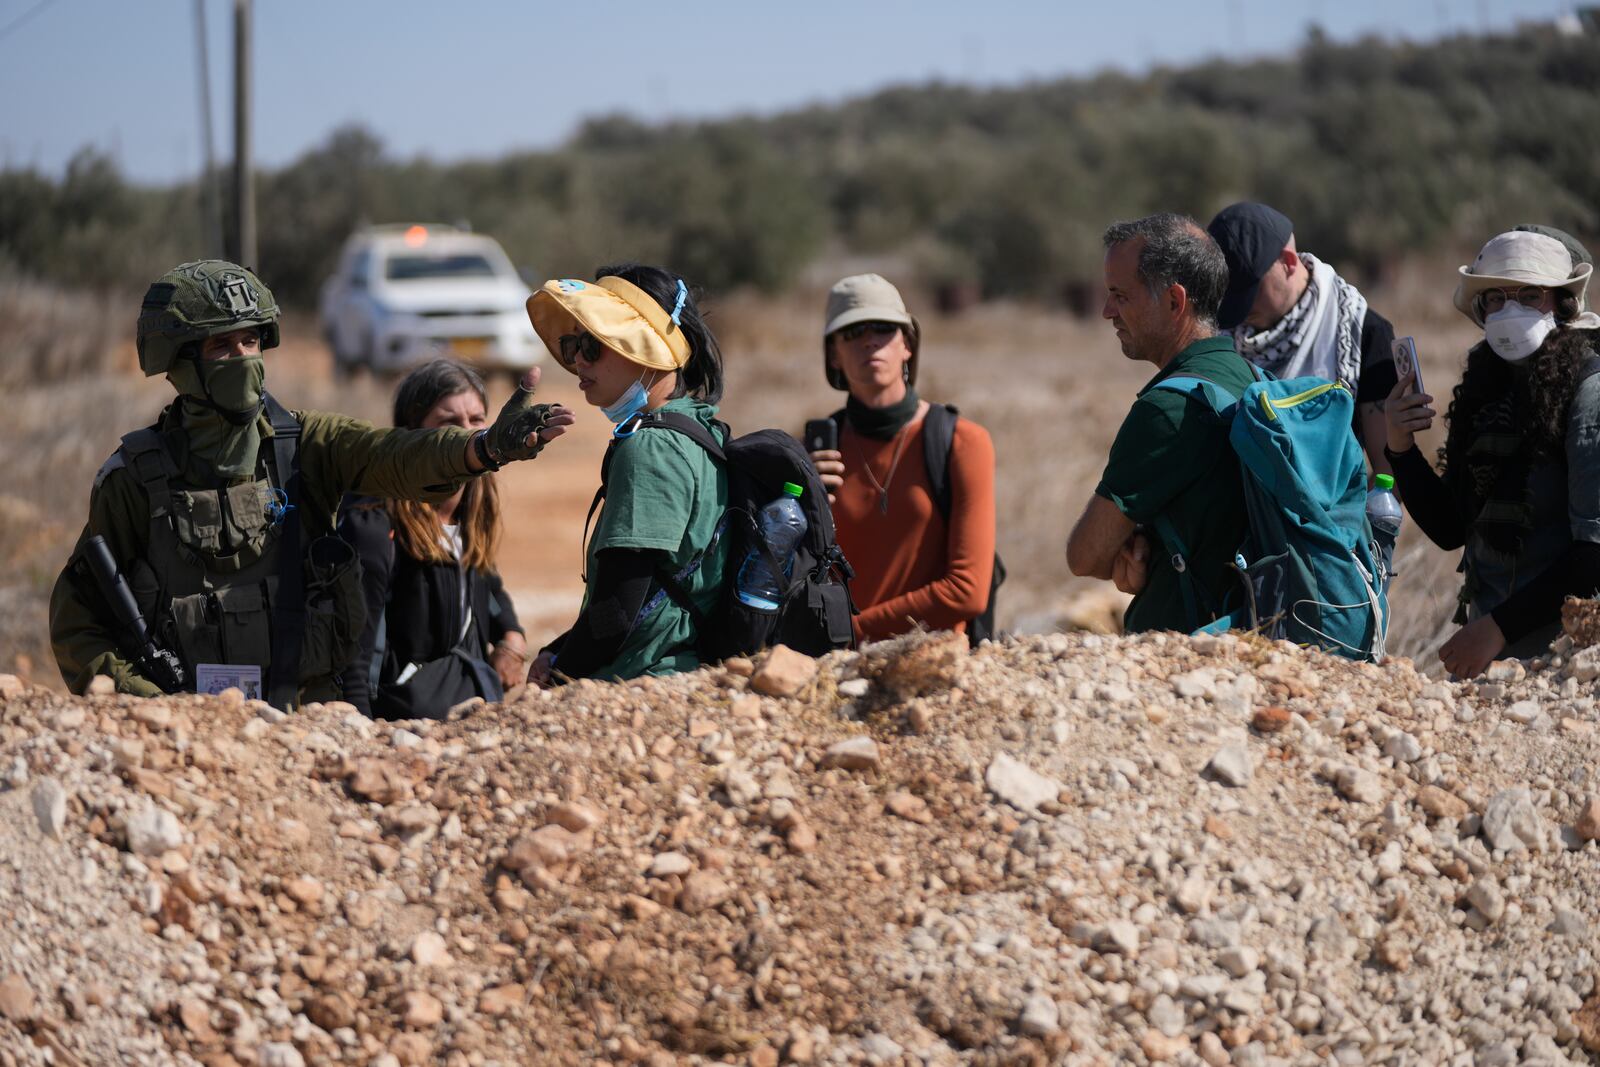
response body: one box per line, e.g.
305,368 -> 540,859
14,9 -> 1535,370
1454,231 -> 1592,326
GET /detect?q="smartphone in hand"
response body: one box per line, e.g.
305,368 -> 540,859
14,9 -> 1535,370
1392,336 -> 1425,395
804,418 -> 838,453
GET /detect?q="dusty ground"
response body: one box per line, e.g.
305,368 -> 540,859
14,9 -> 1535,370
2,621 -> 1599,1066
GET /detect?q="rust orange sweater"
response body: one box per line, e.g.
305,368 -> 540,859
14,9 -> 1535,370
832,406 -> 996,641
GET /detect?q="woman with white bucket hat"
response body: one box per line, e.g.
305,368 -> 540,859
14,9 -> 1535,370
1384,227 -> 1600,676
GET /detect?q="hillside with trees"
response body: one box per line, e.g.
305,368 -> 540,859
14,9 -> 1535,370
2,20 -> 1596,306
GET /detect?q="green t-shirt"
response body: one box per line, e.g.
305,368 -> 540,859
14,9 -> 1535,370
582,398 -> 731,680
1095,336 -> 1256,634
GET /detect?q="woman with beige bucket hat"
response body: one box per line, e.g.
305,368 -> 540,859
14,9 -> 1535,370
1383,227 -> 1600,676
522,264 -> 731,684
807,273 -> 999,644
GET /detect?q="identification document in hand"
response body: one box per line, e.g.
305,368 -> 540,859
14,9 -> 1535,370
195,663 -> 263,700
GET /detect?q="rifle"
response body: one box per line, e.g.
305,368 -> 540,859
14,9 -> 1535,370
83,535 -> 188,694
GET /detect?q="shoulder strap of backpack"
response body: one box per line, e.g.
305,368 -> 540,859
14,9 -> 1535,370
1577,354 -> 1600,387
921,402 -> 959,520
627,409 -> 730,463
1151,375 -> 1242,415
262,393 -> 306,711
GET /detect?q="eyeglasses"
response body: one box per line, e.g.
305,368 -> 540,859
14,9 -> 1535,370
836,321 -> 900,342
556,332 -> 604,368
1475,285 -> 1549,316
837,321 -> 900,342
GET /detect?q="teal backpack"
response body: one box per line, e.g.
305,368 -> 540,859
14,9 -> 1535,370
1151,367 -> 1389,661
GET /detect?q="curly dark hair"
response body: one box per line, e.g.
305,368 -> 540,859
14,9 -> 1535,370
1440,291 -> 1592,475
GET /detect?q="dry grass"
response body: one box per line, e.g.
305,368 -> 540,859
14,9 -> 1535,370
0,260 -> 1494,684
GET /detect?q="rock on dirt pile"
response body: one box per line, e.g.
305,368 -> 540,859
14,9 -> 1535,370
1,626 -> 1599,1066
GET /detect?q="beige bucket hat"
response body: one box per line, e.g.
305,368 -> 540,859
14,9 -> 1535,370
1454,231 -> 1592,326
822,273 -> 921,390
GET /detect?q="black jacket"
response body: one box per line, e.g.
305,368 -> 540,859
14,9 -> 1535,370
337,501 -> 522,717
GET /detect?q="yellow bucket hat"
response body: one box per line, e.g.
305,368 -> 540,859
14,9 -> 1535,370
526,276 -> 691,374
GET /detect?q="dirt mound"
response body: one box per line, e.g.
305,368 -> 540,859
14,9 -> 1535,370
2,631 -> 1598,1066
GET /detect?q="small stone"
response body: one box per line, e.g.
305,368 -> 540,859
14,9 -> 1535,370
1550,907 -> 1588,939
885,791 -> 932,824
785,820 -> 817,854
679,871 -> 732,915
750,645 -> 818,697
479,983 -> 523,1016
1141,1030 -> 1190,1062
1173,875 -> 1212,916
1382,732 -> 1423,762
86,674 -> 116,696
0,974 -> 37,1023
1416,785 -> 1470,820
1573,795 -> 1600,841
1204,744 -> 1252,787
284,877 -> 323,907
258,1043 -> 305,1067
1018,992 -> 1059,1036
1481,788 -> 1550,852
409,930 -> 450,967
985,753 -> 1063,812
125,800 -> 183,856
722,767 -> 762,807
399,990 -> 443,1028
177,997 -> 215,1040
390,1033 -> 433,1066
1095,920 -> 1140,955
1251,706 -> 1291,733
1332,765 -> 1383,804
546,800 -> 603,833
1218,944 -> 1259,978
649,851 -> 693,877
821,736 -> 878,771
307,992 -> 355,1031
837,678 -> 870,699
1504,700 -> 1541,725
30,777 -> 67,838
344,895 -> 381,929
1465,878 -> 1505,922
1146,993 -> 1185,1037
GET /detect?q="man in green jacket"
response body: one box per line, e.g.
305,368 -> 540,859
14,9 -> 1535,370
1067,213 -> 1253,633
50,259 -> 573,708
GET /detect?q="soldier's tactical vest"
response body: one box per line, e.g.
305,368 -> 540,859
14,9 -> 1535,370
120,395 -> 365,708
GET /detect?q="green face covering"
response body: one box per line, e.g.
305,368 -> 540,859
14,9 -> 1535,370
168,355 -> 267,480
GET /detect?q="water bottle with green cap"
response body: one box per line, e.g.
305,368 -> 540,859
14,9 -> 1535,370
735,481 -> 809,611
1366,473 -> 1402,589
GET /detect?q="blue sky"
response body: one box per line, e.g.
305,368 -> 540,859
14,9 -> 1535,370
0,0 -> 1578,184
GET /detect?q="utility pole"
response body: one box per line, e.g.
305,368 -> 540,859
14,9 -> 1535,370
231,0 -> 256,268
194,0 -> 223,257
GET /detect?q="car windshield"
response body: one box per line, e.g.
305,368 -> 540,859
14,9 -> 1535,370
384,253 -> 498,281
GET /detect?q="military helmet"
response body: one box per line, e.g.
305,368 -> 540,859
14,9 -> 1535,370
136,260 -> 281,376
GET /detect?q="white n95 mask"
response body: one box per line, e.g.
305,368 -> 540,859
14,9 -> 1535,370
1484,303 -> 1556,363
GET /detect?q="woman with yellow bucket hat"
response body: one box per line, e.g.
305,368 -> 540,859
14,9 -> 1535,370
524,264 -> 730,684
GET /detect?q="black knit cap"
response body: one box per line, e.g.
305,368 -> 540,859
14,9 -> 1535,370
1207,202 -> 1294,330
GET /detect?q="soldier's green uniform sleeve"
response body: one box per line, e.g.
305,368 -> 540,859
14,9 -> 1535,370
293,411 -> 478,536
48,464 -> 164,697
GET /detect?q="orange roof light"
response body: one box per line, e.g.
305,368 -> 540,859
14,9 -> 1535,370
403,225 -> 429,247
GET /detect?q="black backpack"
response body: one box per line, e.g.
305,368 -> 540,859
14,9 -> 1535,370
590,410 -> 856,662
828,402 -> 1005,646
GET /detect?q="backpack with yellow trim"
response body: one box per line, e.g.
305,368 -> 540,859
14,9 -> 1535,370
1152,366 -> 1389,661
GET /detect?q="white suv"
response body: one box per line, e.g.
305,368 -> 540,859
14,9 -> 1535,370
319,224 -> 544,379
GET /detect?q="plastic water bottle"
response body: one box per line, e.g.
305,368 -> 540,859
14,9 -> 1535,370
1367,473 -> 1403,585
735,482 -> 808,610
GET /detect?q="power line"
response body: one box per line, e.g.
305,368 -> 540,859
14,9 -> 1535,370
0,0 -> 55,44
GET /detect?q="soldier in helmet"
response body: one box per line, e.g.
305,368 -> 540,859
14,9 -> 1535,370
49,260 -> 574,708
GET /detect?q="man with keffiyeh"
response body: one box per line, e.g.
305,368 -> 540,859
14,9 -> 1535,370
1207,202 -> 1399,479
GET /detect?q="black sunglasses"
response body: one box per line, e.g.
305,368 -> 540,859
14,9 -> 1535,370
556,332 -> 604,368
836,321 -> 901,342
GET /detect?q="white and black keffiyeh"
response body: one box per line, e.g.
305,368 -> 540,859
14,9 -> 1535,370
1231,253 -> 1367,391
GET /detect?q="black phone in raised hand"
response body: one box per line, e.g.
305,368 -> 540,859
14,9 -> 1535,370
804,418 -> 838,453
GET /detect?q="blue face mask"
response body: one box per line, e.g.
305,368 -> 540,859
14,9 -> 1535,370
603,376 -> 652,428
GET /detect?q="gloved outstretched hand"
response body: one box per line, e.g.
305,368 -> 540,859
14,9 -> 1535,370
474,367 -> 575,470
